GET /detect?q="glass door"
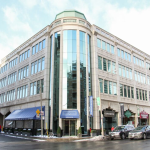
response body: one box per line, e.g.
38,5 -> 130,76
64,120 -> 69,136
70,120 -> 76,136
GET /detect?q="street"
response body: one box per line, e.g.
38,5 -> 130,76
1,134 -> 150,150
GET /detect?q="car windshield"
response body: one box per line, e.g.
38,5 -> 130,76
114,126 -> 125,131
134,126 -> 145,131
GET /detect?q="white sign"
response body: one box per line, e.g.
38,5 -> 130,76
41,111 -> 44,116
36,114 -> 40,118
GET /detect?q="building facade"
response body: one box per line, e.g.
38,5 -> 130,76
0,10 -> 150,136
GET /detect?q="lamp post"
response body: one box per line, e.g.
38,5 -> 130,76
23,77 -> 43,136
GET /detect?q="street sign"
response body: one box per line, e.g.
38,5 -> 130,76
36,109 -> 40,115
41,111 -> 44,116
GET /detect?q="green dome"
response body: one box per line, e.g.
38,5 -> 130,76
55,10 -> 87,20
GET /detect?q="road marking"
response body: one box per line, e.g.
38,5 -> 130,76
32,139 -> 46,142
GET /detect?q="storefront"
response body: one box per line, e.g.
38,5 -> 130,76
60,110 -> 79,136
138,111 -> 149,126
102,109 -> 118,135
123,110 -> 135,126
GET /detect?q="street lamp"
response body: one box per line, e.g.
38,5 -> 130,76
23,77 -> 43,136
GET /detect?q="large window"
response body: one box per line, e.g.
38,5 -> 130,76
0,64 -> 8,74
0,77 -> 7,89
18,65 -> 29,80
120,84 -> 134,98
19,50 -> 30,63
136,88 -> 147,101
98,56 -> 116,74
6,89 -> 15,101
134,70 -> 146,84
8,72 -> 16,85
31,57 -> 45,75
17,85 -> 28,99
117,48 -> 131,62
30,79 -> 44,96
133,56 -> 144,67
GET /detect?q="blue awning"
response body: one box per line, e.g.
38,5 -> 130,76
60,110 -> 79,119
5,106 -> 45,121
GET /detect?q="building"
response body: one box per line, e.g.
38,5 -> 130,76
0,10 -> 150,136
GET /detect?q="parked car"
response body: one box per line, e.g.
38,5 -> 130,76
109,125 -> 135,140
129,125 -> 150,140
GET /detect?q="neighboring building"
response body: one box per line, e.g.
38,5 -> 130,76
0,10 -> 150,136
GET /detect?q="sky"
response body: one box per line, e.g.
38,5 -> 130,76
0,0 -> 150,63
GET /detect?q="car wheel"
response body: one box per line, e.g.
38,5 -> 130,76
143,134 -> 146,140
121,134 -> 125,140
111,138 -> 114,140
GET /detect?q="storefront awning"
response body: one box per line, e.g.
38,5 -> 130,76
5,106 -> 45,121
60,110 -> 79,119
140,111 -> 149,119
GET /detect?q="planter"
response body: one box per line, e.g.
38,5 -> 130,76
57,133 -> 62,137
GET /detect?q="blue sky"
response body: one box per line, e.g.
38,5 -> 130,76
0,0 -> 150,62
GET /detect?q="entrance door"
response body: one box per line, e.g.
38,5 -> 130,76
70,120 -> 75,136
64,120 -> 69,136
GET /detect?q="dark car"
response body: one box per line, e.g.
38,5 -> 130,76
109,125 -> 135,140
129,125 -> 150,140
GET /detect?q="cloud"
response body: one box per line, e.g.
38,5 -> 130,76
18,0 -> 38,8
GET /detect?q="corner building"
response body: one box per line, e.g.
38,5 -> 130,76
0,10 -> 150,136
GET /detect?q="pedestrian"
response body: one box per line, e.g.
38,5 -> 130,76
0,125 -> 1,133
90,127 -> 91,133
111,126 -> 114,131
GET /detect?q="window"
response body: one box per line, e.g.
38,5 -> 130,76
124,85 -> 127,97
31,63 -> 34,75
103,58 -> 107,71
41,79 -> 44,93
109,81 -> 112,94
111,45 -> 114,54
38,59 -> 41,72
121,50 -> 124,59
142,90 -> 145,100
145,91 -> 147,101
104,80 -> 108,94
37,80 -> 40,94
36,44 -> 38,53
108,60 -> 111,72
98,56 -> 102,70
139,89 -> 142,100
131,87 -> 134,98
107,43 -> 110,52
97,39 -> 101,48
136,88 -> 139,99
30,83 -> 33,96
32,46 -> 35,55
39,42 -> 42,51
34,61 -> 37,74
42,39 -> 45,49
122,66 -> 125,77
102,41 -> 106,50
119,65 -> 122,76
120,84 -> 123,96
112,62 -> 116,74
125,52 -> 128,60
34,82 -> 36,95
128,86 -> 130,98
113,83 -> 117,95
28,49 -> 30,57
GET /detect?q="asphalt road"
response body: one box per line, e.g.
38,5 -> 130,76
1,134 -> 150,150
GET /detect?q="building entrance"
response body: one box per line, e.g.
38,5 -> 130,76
62,120 -> 76,136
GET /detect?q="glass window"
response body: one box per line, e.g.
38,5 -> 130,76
27,66 -> 29,77
129,69 -> 132,79
135,71 -> 137,81
28,49 -> 30,57
34,61 -> 37,74
122,66 -> 125,77
37,80 -> 40,94
25,51 -> 27,59
126,68 -> 129,78
119,65 -> 122,76
139,89 -> 142,100
145,91 -> 147,101
124,85 -> 127,97
103,58 -> 107,71
20,87 -> 22,99
107,43 -> 110,52
125,52 -> 128,60
42,57 -> 45,70
22,53 -> 24,61
142,90 -> 145,100
136,57 -> 138,65
108,60 -> 111,72
99,79 -> 103,93
128,86 -> 130,98
113,82 -> 117,95
98,56 -> 102,70
19,55 -> 22,63
25,85 -> 28,97
136,88 -> 139,99
102,41 -> 106,50
31,63 -> 34,74
39,42 -> 42,51
33,82 -> 36,95
36,44 -> 38,53
41,79 -> 44,93
32,46 -> 35,55
21,68 -> 23,79
111,45 -> 114,54
133,56 -> 136,64
131,87 -> 134,98
120,84 -> 123,96
17,88 -> 20,99
109,81 -> 112,94
30,83 -> 33,96
22,86 -> 25,98
24,67 -> 26,78
97,39 -> 101,48
38,59 -> 41,72
104,80 -> 108,94
121,50 -> 124,59
42,39 -> 46,49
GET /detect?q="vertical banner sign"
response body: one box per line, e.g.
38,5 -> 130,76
120,104 -> 124,118
89,96 -> 93,117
